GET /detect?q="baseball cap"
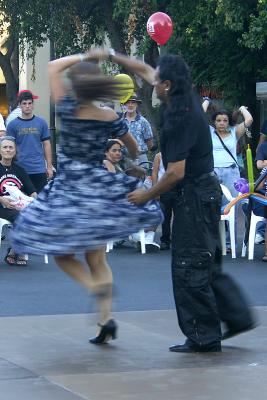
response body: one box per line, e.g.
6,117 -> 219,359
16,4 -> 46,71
17,90 -> 39,99
124,93 -> 142,104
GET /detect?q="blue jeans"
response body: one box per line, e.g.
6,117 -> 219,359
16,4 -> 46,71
214,165 -> 240,245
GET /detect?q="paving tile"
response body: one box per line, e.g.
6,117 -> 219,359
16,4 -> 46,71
0,357 -> 36,380
0,377 -> 88,400
49,366 -> 267,400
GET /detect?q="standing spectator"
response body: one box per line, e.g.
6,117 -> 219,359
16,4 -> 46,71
6,90 -> 53,192
202,101 -> 253,250
5,105 -> 21,127
0,112 -> 6,136
256,119 -> 267,150
5,91 -> 25,127
202,100 -> 253,201
123,94 -> 154,164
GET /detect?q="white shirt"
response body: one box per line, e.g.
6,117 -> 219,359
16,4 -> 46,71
210,126 -> 237,168
5,106 -> 22,127
157,156 -> 165,181
0,113 -> 6,131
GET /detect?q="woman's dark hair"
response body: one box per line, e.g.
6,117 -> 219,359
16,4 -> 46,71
157,54 -> 193,133
68,62 -> 128,102
211,109 -> 234,127
105,139 -> 122,152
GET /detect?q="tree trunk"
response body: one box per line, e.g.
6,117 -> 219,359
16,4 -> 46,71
0,38 -> 19,111
102,1 -> 127,54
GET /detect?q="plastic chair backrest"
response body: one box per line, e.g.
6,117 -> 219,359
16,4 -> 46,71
220,184 -> 234,202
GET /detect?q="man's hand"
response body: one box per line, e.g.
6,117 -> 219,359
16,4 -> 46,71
127,188 -> 150,205
46,166 -> 54,180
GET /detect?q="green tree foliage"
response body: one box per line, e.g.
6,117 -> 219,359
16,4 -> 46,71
167,0 -> 267,110
0,0 -> 267,126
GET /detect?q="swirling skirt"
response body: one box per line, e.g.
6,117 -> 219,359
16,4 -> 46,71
9,161 -> 163,255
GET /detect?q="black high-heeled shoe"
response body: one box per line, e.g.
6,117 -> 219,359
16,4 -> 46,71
89,319 -> 118,344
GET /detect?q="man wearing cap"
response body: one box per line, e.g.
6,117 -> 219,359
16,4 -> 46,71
123,94 -> 154,164
6,90 -> 53,192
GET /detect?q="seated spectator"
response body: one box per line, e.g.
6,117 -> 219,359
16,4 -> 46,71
103,139 -> 124,173
0,136 -> 37,265
103,139 -> 159,251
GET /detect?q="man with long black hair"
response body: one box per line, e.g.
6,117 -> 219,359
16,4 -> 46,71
91,48 -> 256,353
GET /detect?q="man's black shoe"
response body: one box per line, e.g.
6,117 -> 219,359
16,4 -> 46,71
222,323 -> 256,340
160,242 -> 170,250
169,341 -> 221,353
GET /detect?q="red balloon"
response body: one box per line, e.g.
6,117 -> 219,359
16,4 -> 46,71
147,12 -> 173,46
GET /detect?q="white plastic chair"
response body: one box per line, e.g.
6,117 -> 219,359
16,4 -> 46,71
219,184 -> 236,258
241,211 -> 265,260
0,218 -> 12,247
106,229 -> 146,254
0,218 -> 48,264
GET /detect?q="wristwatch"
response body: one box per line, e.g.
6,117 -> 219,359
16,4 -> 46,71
108,48 -> 115,61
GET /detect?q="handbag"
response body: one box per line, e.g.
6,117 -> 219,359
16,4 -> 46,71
214,131 -> 246,178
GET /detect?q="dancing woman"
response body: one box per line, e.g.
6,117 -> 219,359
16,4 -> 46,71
9,51 -> 162,344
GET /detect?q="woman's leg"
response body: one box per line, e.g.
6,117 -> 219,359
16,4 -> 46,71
54,253 -> 96,292
85,248 -> 113,325
55,248 -> 113,324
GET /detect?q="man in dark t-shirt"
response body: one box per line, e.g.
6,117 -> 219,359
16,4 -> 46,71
160,94 -> 214,181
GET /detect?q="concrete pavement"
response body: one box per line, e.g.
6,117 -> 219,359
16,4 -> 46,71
0,309 -> 266,399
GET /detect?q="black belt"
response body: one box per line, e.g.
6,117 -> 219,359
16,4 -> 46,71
185,171 -> 216,184
216,164 -> 237,169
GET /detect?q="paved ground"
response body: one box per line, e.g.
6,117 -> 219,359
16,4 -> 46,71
1,234 -> 267,399
1,239 -> 267,317
0,309 -> 266,400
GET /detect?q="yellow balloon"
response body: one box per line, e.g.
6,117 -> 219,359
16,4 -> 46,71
114,74 -> 134,103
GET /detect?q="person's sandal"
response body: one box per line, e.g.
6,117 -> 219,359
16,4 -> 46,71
16,255 -> 28,266
262,255 -> 267,262
4,248 -> 17,265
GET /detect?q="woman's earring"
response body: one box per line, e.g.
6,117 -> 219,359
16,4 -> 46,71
165,88 -> 169,92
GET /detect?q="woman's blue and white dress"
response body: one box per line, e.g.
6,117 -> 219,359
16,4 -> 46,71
10,96 -> 163,255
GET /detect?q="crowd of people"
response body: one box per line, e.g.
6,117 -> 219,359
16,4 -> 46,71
0,46 -> 266,352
